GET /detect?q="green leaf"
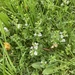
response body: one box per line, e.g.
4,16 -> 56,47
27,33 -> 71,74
0,12 -> 10,28
31,71 -> 39,75
31,62 -> 41,69
42,67 -> 58,75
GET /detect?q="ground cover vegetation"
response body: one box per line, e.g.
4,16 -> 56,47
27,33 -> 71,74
0,0 -> 75,75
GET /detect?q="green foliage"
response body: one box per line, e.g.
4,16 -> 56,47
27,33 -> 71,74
0,0 -> 75,75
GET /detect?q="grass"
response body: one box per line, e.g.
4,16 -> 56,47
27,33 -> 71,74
0,0 -> 75,75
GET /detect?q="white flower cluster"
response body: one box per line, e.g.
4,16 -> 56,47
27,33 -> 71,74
41,60 -> 47,64
34,51 -> 38,55
60,32 -> 66,42
17,23 -> 28,29
51,42 -> 58,49
63,0 -> 70,4
30,42 -> 39,56
61,0 -> 70,6
30,50 -> 38,56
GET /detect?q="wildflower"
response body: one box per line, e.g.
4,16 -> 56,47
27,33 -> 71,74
34,42 -> 38,46
45,61 -> 47,64
4,27 -> 9,32
41,60 -> 47,64
25,23 -> 28,26
17,24 -> 21,29
61,3 -> 64,6
51,43 -> 58,49
34,33 -> 37,36
31,42 -> 39,50
60,34 -> 64,39
4,42 -> 11,50
30,50 -> 33,56
30,42 -> 39,50
34,45 -> 38,50
34,51 -> 38,55
53,43 -> 58,48
30,46 -> 33,49
30,42 -> 39,56
38,33 -> 42,37
66,1 -> 70,5
33,42 -> 38,50
63,0 -> 70,5
41,61 -> 43,63
60,32 -> 63,35
63,0 -> 67,3
61,39 -> 66,42
51,45 -> 54,49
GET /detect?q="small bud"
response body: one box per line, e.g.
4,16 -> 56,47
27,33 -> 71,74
34,51 -> 38,55
51,45 -> 54,49
54,43 -> 58,48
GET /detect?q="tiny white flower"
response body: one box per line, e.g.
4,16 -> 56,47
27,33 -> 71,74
61,39 -> 66,42
63,0 -> 70,5
34,45 -> 38,50
63,0 -> 67,3
38,33 -> 42,37
34,51 -> 38,55
66,1 -> 70,4
41,61 -> 47,64
4,27 -> 9,32
60,34 -> 64,38
35,22 -> 38,25
41,61 -> 43,63
54,43 -> 58,48
45,61 -> 47,64
34,42 -> 38,46
51,45 -> 54,49
60,32 -> 63,35
32,42 -> 39,50
30,46 -> 33,49
61,3 -> 64,6
34,33 -> 37,36
17,24 -> 21,29
25,23 -> 28,26
30,50 -> 34,56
